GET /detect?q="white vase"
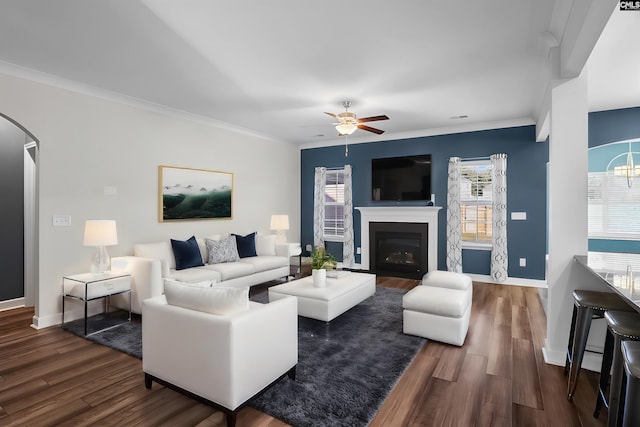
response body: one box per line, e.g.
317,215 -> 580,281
312,269 -> 326,288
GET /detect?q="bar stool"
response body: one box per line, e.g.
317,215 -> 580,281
621,340 -> 640,427
592,311 -> 640,426
566,290 -> 632,400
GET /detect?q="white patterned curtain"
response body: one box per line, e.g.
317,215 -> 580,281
313,167 -> 327,248
446,157 -> 463,272
491,153 -> 508,281
342,165 -> 354,267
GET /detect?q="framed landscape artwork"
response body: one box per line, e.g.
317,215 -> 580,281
158,165 -> 233,222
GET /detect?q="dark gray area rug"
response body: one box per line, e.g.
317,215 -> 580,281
63,286 -> 425,427
63,311 -> 142,359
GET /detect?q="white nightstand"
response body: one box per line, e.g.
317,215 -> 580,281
61,271 -> 131,335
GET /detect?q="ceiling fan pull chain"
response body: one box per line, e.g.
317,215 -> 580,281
345,135 -> 349,157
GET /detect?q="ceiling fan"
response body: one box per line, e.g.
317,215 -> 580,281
325,101 -> 389,136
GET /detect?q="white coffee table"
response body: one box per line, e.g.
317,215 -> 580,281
268,272 -> 376,322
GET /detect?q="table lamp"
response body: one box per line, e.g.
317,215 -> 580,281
270,215 -> 289,244
84,220 -> 118,274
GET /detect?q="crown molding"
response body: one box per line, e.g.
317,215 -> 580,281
299,117 -> 536,150
0,60 -> 279,144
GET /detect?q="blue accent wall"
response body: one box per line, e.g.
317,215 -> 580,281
589,107 -> 640,148
587,106 -> 640,253
301,125 -> 548,280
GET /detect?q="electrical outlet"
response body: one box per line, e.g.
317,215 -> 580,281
511,212 -> 527,220
356,247 -> 361,254
305,244 -> 312,252
519,258 -> 526,267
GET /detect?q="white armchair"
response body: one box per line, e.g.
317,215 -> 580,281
142,294 -> 298,427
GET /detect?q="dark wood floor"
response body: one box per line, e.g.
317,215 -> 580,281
0,278 -> 607,426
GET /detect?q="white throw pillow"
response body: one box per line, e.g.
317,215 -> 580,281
255,234 -> 277,256
134,241 -> 175,277
164,281 -> 249,316
164,278 -> 214,289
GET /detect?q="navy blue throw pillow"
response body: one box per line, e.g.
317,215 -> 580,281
171,236 -> 204,270
233,232 -> 257,258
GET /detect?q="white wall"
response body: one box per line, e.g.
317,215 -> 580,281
0,73 -> 300,328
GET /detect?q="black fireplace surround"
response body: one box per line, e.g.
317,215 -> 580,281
369,222 -> 429,279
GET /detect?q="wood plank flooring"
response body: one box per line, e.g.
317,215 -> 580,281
0,278 -> 608,426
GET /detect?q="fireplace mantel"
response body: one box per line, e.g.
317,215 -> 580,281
356,206 -> 442,272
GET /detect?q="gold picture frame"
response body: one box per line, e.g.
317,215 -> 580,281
158,165 -> 233,222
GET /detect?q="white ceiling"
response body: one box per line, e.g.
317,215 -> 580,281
0,1 -> 638,146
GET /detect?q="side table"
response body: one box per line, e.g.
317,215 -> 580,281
62,271 -> 132,335
285,243 -> 313,279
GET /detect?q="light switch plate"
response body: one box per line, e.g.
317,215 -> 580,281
519,258 -> 527,267
52,215 -> 71,227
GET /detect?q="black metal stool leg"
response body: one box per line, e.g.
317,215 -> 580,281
622,341 -> 640,427
623,374 -> 639,427
565,304 -> 578,376
568,305 -> 594,400
608,336 -> 625,427
595,329 -> 615,418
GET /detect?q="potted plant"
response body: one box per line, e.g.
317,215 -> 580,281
310,247 -> 337,288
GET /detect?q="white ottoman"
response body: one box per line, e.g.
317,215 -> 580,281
402,271 -> 473,346
268,272 -> 376,322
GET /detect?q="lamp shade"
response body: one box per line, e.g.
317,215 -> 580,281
83,220 -> 118,247
270,215 -> 290,231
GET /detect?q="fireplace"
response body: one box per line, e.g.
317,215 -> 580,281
356,206 -> 441,275
370,222 -> 428,279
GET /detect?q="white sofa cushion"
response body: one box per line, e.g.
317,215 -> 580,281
421,270 -> 472,291
164,280 -> 249,316
240,255 -> 288,273
255,234 -> 277,256
164,278 -> 214,288
402,286 -> 470,318
166,266 -> 222,284
205,262 -> 256,281
134,241 -> 175,277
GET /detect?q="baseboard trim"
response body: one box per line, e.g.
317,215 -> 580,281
543,341 -> 603,373
348,265 -> 547,288
31,302 -> 107,330
464,274 -> 547,288
0,297 -> 25,312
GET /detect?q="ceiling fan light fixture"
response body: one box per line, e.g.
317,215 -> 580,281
336,122 -> 358,135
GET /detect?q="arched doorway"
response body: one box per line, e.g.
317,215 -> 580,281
0,113 -> 38,311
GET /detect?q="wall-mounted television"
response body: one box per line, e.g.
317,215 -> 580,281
372,154 -> 432,201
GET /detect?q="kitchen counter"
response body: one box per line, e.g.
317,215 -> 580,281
574,252 -> 640,313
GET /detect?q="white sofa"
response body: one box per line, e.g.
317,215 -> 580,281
142,293 -> 298,427
111,234 -> 290,314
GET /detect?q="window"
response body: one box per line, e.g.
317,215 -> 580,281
588,172 -> 640,239
460,160 -> 493,246
324,169 -> 345,241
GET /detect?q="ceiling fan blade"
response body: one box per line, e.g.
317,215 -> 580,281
358,115 -> 389,123
358,124 -> 385,135
324,112 -> 337,118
